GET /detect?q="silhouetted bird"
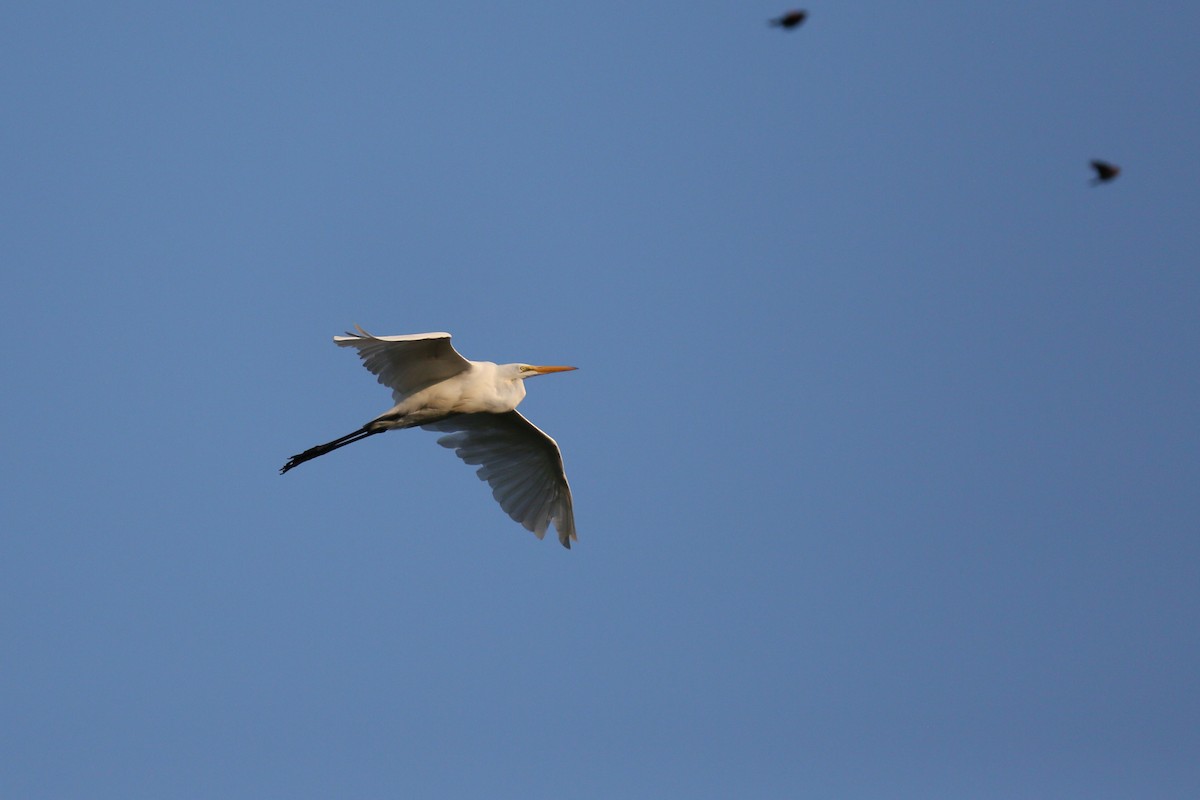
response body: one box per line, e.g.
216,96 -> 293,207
770,10 -> 807,29
1090,160 -> 1120,185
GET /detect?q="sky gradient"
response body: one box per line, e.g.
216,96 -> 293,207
4,3 -> 1199,797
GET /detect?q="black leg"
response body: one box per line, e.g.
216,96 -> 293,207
280,427 -> 383,474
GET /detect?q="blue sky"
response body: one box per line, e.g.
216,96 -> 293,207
3,2 -> 1199,797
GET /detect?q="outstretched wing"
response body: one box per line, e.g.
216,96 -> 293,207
334,326 -> 473,401
423,411 -> 577,548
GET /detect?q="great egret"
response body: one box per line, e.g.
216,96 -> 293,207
1090,159 -> 1120,185
281,327 -> 578,548
769,10 -> 807,29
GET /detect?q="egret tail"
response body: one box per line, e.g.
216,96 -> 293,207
280,426 -> 383,474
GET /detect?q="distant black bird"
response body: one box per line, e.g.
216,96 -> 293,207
770,10 -> 807,29
1090,160 -> 1120,185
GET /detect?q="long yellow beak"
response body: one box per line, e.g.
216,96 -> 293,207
531,365 -> 577,374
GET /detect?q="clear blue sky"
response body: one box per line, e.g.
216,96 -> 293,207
4,3 -> 1199,797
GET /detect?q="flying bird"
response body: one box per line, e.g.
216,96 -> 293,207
770,10 -> 807,29
282,327 -> 578,548
1090,160 -> 1120,185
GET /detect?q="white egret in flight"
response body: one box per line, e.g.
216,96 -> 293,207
281,327 -> 578,548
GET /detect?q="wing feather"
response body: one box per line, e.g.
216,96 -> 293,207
422,411 -> 577,548
334,326 -> 472,401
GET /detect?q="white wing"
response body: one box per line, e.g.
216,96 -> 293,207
334,326 -> 473,401
423,411 -> 577,548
